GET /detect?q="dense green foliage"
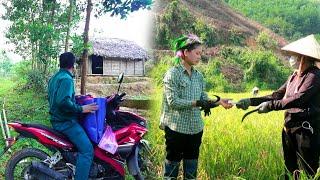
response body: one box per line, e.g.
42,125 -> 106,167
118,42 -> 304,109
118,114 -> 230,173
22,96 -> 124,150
217,46 -> 291,90
153,1 -> 219,49
255,31 -> 277,50
3,0 -> 81,75
100,0 -> 153,19
224,0 -> 320,40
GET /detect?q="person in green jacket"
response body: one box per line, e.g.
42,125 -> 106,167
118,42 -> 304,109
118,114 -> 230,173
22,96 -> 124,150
48,52 -> 98,180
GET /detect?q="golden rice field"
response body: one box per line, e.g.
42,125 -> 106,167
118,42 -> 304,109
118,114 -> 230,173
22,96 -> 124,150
145,88 -> 291,180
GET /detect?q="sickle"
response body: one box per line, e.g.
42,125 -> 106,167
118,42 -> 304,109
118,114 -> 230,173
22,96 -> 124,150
211,95 -> 220,104
241,108 -> 259,122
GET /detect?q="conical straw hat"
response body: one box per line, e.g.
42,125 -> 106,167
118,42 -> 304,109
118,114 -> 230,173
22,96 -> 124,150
281,34 -> 320,61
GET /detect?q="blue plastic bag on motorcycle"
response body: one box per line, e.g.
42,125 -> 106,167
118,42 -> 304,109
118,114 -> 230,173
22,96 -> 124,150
76,95 -> 106,144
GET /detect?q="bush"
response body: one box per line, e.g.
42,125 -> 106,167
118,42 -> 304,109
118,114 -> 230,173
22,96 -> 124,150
194,18 -> 219,46
198,59 -> 242,92
25,69 -> 48,92
228,28 -> 246,46
206,46 -> 291,91
255,31 -> 277,50
153,0 -> 218,49
241,50 -> 289,88
12,60 -> 48,92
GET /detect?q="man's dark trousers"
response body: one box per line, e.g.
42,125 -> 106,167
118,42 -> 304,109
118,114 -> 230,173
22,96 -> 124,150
52,120 -> 94,180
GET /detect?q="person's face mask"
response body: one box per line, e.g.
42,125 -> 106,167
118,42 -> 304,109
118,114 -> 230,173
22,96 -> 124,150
289,56 -> 300,69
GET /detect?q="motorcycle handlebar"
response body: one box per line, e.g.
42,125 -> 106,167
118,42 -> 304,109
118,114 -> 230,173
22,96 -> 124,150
119,92 -> 126,98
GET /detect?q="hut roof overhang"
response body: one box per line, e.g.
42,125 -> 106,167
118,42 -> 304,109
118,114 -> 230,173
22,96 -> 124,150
91,38 -> 148,60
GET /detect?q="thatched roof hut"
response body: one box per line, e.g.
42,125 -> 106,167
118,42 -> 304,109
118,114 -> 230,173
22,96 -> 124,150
88,38 -> 148,76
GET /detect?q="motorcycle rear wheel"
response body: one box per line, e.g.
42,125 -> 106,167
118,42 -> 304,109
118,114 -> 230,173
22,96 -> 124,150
5,148 -> 49,180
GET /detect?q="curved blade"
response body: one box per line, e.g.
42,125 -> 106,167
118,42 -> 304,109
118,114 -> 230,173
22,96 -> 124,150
241,108 -> 259,122
211,95 -> 220,104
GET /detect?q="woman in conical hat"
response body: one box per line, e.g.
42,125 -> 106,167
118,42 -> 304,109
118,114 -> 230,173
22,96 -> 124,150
236,34 -> 320,178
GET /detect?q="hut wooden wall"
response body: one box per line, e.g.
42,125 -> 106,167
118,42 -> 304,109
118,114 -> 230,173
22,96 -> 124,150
99,58 -> 144,76
134,60 -> 144,75
87,57 -> 145,76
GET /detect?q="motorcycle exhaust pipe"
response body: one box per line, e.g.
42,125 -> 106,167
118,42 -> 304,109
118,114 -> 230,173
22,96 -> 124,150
30,161 -> 67,180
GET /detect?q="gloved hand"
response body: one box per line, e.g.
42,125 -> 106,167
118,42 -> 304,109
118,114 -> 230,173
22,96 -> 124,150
208,100 -> 219,108
196,100 -> 215,117
236,98 -> 251,110
257,101 -> 271,113
202,108 -> 211,117
196,100 -> 210,109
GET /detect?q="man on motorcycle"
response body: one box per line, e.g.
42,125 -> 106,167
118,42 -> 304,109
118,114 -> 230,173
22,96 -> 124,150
48,52 -> 98,180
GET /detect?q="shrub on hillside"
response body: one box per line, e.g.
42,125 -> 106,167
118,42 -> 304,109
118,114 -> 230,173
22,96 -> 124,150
228,28 -> 246,46
194,18 -> 219,47
256,31 -> 277,50
219,46 -> 291,90
198,59 -> 244,92
153,0 -> 219,49
241,50 -> 291,89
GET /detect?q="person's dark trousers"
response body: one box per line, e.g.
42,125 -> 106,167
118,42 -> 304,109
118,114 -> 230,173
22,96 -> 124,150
282,128 -> 320,179
164,126 -> 203,180
52,120 -> 94,180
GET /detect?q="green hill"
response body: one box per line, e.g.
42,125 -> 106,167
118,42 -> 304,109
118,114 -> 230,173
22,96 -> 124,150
224,0 -> 320,40
151,0 -> 302,92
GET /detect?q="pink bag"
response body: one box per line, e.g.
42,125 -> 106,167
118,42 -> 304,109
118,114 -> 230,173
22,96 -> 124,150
98,126 -> 118,154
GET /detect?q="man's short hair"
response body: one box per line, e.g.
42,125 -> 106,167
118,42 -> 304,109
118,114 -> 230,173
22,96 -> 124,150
59,52 -> 76,69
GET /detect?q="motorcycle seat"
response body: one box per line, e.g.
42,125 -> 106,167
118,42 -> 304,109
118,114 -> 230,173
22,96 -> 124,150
18,122 -> 67,139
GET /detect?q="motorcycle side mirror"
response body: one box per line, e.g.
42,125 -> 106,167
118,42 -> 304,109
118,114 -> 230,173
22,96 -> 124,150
117,73 -> 124,84
117,72 -> 124,94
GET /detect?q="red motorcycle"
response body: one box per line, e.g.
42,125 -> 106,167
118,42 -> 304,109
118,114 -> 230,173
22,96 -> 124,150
2,73 -> 151,180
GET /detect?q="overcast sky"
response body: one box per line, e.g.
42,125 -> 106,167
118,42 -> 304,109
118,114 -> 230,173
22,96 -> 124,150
0,1 -> 153,63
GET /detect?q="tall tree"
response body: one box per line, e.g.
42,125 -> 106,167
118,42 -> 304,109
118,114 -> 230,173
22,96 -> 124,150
80,0 -> 93,94
80,0 -> 153,94
3,0 -> 81,76
0,51 -> 13,77
65,0 -> 75,52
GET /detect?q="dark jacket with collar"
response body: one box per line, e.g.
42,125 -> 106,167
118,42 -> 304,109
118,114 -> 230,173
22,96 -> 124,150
48,69 -> 82,122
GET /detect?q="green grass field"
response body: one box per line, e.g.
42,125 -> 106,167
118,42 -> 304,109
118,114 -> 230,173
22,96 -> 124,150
0,78 -> 313,179
0,78 -> 51,178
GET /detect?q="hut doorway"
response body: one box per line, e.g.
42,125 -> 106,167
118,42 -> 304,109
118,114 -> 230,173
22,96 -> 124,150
91,55 -> 103,74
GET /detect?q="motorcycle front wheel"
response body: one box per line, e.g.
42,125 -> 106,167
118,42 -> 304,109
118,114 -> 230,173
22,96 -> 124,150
5,148 -> 49,180
134,143 -> 154,180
